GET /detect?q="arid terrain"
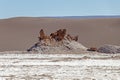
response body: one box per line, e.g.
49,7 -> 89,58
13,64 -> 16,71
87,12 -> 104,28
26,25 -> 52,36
0,17 -> 120,80
0,51 -> 120,80
0,17 -> 120,51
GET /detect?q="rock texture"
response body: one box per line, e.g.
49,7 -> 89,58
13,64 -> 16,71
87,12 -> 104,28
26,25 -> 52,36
87,47 -> 97,51
98,45 -> 120,54
27,29 -> 87,53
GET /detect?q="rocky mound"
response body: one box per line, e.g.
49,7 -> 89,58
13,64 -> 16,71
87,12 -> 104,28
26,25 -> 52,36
98,45 -> 120,54
27,29 -> 87,53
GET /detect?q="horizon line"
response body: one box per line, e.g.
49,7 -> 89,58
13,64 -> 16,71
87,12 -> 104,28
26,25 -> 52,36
0,15 -> 120,19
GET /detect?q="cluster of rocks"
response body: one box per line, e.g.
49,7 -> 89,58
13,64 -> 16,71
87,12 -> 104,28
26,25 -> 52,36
27,29 -> 87,53
27,29 -> 120,54
38,29 -> 79,45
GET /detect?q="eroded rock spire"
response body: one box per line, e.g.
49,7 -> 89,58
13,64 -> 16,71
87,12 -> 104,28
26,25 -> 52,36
27,29 -> 86,53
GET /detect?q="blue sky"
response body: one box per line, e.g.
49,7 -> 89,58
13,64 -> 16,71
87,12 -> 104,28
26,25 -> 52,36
0,0 -> 120,19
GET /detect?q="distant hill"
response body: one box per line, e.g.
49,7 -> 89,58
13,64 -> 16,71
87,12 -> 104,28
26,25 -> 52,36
44,15 -> 120,19
2,15 -> 120,20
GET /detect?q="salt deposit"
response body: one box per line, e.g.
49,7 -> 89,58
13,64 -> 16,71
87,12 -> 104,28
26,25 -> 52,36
0,52 -> 120,80
28,40 -> 87,53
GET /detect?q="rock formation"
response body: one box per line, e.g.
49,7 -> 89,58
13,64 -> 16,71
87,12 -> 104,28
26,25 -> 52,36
98,45 -> 120,54
27,29 -> 87,53
50,29 -> 66,41
87,47 -> 97,51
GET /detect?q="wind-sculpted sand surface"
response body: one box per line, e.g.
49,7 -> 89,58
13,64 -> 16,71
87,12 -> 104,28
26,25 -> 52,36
0,51 -> 120,80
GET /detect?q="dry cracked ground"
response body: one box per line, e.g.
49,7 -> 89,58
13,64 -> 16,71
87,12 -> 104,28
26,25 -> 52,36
0,51 -> 120,80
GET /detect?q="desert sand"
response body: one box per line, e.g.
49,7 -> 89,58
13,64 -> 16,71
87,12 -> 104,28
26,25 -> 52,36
0,17 -> 120,51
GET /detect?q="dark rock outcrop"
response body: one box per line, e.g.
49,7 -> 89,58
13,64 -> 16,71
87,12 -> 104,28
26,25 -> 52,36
98,45 -> 120,54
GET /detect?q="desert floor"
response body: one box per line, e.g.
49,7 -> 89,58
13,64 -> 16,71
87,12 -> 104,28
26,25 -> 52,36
0,51 -> 120,80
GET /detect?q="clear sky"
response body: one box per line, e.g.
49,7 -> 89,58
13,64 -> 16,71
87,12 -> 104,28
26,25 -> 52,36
0,0 -> 120,19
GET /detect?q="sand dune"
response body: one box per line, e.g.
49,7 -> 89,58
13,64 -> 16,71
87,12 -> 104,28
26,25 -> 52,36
0,17 -> 120,51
